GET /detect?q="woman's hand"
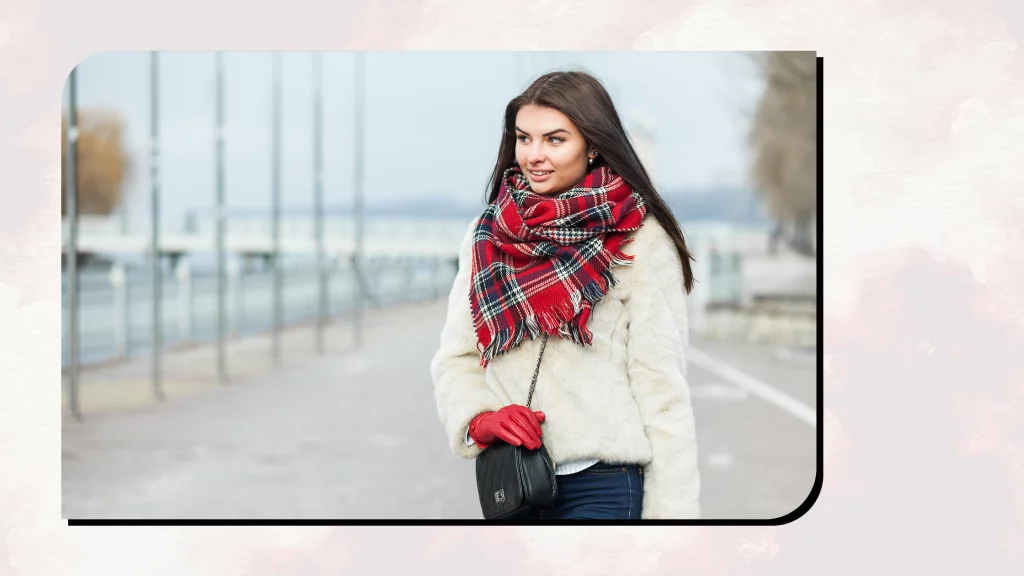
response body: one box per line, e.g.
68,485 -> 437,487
469,405 -> 546,450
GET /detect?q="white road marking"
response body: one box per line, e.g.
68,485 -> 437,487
689,347 -> 817,427
689,382 -> 750,401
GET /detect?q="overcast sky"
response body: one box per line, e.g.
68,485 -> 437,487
66,51 -> 765,233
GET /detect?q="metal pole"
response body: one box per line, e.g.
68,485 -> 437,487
215,50 -> 228,382
313,51 -> 326,354
271,51 -> 283,367
150,51 -> 165,402
65,67 -> 81,421
353,51 -> 365,347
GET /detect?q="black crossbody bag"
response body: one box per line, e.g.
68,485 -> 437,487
474,333 -> 558,519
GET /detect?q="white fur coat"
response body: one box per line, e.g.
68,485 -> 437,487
430,213 -> 701,519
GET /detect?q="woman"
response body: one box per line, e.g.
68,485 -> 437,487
431,69 -> 700,520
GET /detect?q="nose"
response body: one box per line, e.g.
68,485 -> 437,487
524,141 -> 547,165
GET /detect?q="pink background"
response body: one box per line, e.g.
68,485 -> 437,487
4,0 -> 1024,573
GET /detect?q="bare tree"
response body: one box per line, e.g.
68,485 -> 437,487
61,109 -> 130,217
748,51 -> 817,257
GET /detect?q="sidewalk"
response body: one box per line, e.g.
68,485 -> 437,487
62,299 -> 817,520
63,299 -> 482,519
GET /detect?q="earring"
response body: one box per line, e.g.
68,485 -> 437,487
589,157 -> 593,164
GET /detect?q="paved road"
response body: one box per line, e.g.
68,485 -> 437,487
62,300 -> 816,520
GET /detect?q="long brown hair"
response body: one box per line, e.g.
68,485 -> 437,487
485,69 -> 695,293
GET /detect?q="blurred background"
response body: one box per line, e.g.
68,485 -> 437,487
61,51 -> 818,520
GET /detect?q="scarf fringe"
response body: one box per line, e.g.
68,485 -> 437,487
580,244 -> 635,304
478,245 -> 637,367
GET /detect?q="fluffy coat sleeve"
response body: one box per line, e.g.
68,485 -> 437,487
431,218 -> 507,459
626,223 -> 702,519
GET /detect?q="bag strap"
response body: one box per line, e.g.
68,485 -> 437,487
525,333 -> 548,409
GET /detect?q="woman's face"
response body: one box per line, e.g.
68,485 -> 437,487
514,104 -> 596,196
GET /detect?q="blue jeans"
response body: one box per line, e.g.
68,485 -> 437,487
518,462 -> 645,520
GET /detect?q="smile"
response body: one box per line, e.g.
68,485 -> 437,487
529,170 -> 553,176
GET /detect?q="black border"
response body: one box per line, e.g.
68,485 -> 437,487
68,54 -> 825,528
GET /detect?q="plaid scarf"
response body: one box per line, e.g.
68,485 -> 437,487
469,163 -> 648,367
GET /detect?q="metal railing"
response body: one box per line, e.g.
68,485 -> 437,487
61,256 -> 457,369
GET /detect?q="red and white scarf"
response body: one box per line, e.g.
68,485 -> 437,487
469,163 -> 648,367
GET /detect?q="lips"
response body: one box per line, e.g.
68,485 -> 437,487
529,169 -> 554,182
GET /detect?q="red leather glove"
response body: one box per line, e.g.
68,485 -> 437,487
469,405 -> 546,450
